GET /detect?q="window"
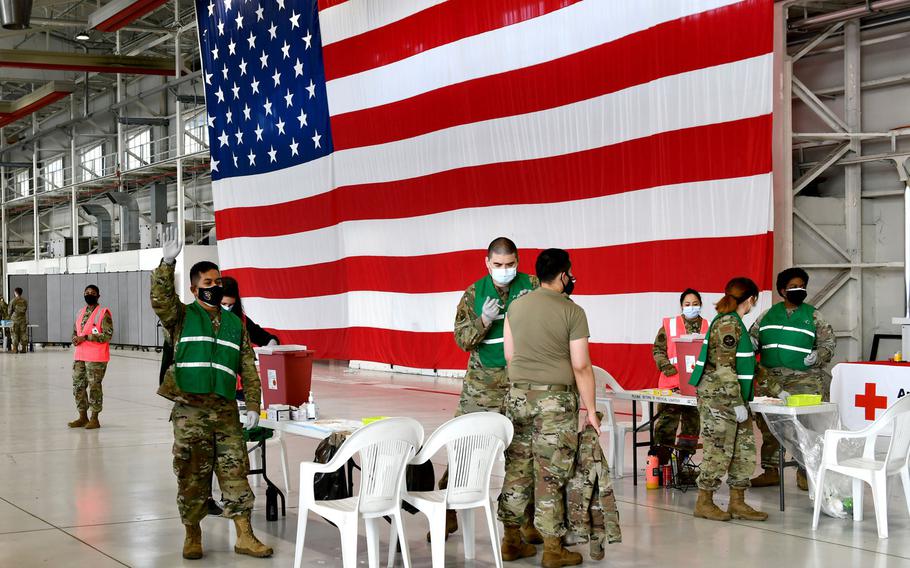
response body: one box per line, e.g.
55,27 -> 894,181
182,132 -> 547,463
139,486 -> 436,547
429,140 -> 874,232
79,144 -> 104,181
43,156 -> 64,191
125,129 -> 151,169
184,112 -> 209,154
14,169 -> 30,197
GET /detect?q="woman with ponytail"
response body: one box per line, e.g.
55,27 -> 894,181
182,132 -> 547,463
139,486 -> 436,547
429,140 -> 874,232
687,277 -> 768,522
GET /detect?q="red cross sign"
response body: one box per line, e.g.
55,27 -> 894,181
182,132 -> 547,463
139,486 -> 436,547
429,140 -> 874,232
856,382 -> 888,421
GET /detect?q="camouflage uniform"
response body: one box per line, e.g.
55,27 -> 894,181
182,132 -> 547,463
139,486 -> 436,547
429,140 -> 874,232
652,318 -> 702,448
696,314 -> 757,491
750,307 -> 836,468
565,420 -> 621,560
151,260 -> 262,525
0,296 -> 7,348
498,386 -> 578,537
9,296 -> 28,353
72,308 -> 114,413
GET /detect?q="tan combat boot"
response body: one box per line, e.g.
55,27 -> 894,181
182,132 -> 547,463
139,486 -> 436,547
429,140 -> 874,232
182,523 -> 203,560
501,524 -> 537,562
750,468 -> 780,487
68,411 -> 89,428
233,515 -> 273,557
693,489 -> 732,521
521,521 -> 544,545
728,488 -> 768,521
541,536 -> 582,568
84,412 -> 101,430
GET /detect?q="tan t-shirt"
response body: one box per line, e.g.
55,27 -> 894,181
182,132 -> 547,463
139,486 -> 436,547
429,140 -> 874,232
506,287 -> 590,385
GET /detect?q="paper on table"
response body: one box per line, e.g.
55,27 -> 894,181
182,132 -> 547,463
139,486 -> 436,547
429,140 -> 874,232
752,396 -> 785,405
254,344 -> 309,355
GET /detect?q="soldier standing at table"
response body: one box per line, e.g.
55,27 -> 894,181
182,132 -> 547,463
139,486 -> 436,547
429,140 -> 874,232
9,287 -> 28,354
152,226 -> 272,560
68,285 -> 114,430
689,277 -> 767,522
442,237 -> 539,547
750,267 -> 836,490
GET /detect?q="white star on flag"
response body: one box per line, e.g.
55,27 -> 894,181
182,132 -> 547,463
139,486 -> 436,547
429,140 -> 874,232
289,138 -> 299,156
312,130 -> 321,148
242,104 -> 251,120
263,99 -> 272,115
235,13 -> 244,29
268,22 -> 277,39
255,124 -> 264,141
239,58 -> 248,75
247,149 -> 256,165
228,38 -> 236,55
210,158 -> 219,172
251,78 -> 260,94
284,89 -> 293,107
306,79 -> 316,99
232,82 -> 240,99
255,5 -> 263,21
289,10 -> 300,29
268,146 -> 277,162
217,20 -> 224,36
214,86 -> 224,103
272,69 -> 281,86
296,109 -> 307,127
246,32 -> 256,49
207,114 -> 215,128
302,29 -> 311,49
276,117 -> 286,135
235,128 -> 244,144
281,41 -> 291,59
224,0 -> 232,11
218,130 -> 229,147
293,58 -> 303,77
225,109 -> 233,124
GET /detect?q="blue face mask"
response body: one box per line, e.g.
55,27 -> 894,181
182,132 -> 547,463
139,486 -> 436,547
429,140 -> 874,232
682,305 -> 701,319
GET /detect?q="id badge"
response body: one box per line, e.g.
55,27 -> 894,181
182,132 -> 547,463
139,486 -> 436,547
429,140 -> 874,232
92,327 -> 99,335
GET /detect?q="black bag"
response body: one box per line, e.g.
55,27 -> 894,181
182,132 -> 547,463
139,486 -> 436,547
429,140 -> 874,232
313,432 -> 355,502
402,461 -> 436,514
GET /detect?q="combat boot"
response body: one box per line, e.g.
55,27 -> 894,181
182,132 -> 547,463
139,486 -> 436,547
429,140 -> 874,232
501,525 -> 537,561
521,521 -> 544,545
541,536 -> 581,568
233,515 -> 273,557
427,509 -> 458,542
68,411 -> 89,428
796,468 -> 809,491
84,412 -> 101,430
727,488 -> 768,521
693,489 -> 732,521
182,523 -> 203,560
750,468 -> 780,487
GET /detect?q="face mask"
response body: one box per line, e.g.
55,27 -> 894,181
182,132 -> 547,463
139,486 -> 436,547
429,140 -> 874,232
491,267 -> 517,286
562,274 -> 575,296
221,304 -> 233,312
785,288 -> 807,306
198,285 -> 224,307
84,295 -> 99,306
682,305 -> 701,319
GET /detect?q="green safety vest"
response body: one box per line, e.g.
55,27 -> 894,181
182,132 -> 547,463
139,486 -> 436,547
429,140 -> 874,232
689,312 -> 756,402
758,302 -> 816,371
474,273 -> 534,368
174,302 -> 243,400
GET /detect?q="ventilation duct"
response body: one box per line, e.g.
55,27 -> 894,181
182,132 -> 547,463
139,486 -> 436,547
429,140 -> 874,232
0,0 -> 32,30
106,192 -> 141,251
79,204 -> 112,253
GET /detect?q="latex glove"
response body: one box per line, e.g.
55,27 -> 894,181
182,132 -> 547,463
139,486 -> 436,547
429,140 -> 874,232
244,410 -> 260,430
750,335 -> 760,351
733,405 -> 748,423
804,350 -> 819,367
161,225 -> 183,264
480,297 -> 503,326
267,338 -> 278,346
778,390 -> 791,404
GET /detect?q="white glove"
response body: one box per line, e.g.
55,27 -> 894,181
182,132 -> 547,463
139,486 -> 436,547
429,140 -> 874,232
244,410 -> 260,430
733,405 -> 748,423
267,338 -> 278,346
480,297 -> 503,326
161,225 -> 183,264
804,351 -> 819,367
750,335 -> 760,351
778,390 -> 791,404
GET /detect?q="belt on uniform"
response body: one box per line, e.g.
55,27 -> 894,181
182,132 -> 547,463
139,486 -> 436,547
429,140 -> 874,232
511,382 -> 572,392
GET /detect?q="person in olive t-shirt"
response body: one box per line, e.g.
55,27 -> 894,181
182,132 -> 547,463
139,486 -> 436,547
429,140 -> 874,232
497,248 -> 600,567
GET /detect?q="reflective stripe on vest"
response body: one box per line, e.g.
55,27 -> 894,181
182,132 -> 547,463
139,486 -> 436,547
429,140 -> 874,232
758,303 -> 816,371
174,302 -> 243,400
74,305 -> 111,363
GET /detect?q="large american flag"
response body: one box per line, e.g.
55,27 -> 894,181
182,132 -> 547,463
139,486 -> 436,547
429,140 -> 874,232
199,0 -> 774,389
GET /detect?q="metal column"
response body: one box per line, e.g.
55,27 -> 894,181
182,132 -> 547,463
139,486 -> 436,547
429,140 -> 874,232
773,2 -> 794,274
844,21 -> 863,360
70,125 -> 78,256
32,115 -> 38,262
175,24 -> 186,246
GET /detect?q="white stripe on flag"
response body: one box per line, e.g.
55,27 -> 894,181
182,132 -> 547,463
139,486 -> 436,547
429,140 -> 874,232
214,55 -> 772,211
319,0 -> 448,46
218,174 -> 772,270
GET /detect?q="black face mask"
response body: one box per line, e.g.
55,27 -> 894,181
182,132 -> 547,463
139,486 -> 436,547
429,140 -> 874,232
84,295 -> 98,306
785,288 -> 807,306
562,274 -> 575,296
198,285 -> 224,307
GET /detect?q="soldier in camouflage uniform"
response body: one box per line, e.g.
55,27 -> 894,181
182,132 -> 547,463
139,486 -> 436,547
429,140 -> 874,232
0,293 -> 7,350
750,268 -> 836,489
440,237 -> 539,542
68,285 -> 114,430
9,287 -> 28,353
498,249 -> 600,568
152,226 -> 272,560
688,277 -> 767,523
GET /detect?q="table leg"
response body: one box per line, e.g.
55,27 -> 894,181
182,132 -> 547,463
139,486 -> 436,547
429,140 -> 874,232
632,400 -> 638,486
779,446 -> 786,512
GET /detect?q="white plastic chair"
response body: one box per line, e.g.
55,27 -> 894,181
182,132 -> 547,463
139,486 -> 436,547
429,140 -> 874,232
812,394 -> 910,539
388,413 -> 513,568
293,417 -> 425,568
594,366 -> 650,479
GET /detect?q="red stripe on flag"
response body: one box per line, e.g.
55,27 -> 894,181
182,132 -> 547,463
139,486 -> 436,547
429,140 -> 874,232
216,115 -> 771,239
322,0 -> 581,81
329,0 -> 772,150
225,233 -> 773,299
317,0 -> 348,10
270,326 -> 660,390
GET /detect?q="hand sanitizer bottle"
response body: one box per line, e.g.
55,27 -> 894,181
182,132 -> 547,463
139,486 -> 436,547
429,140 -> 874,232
306,391 -> 318,420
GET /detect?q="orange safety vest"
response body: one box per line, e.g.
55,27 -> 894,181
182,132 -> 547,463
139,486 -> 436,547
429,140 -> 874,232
659,315 -> 708,389
74,305 -> 111,363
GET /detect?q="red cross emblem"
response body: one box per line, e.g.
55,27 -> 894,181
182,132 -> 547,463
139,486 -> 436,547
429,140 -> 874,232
855,383 -> 888,421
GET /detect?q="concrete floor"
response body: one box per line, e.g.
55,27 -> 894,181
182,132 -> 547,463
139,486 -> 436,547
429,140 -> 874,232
1,348 -> 909,567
